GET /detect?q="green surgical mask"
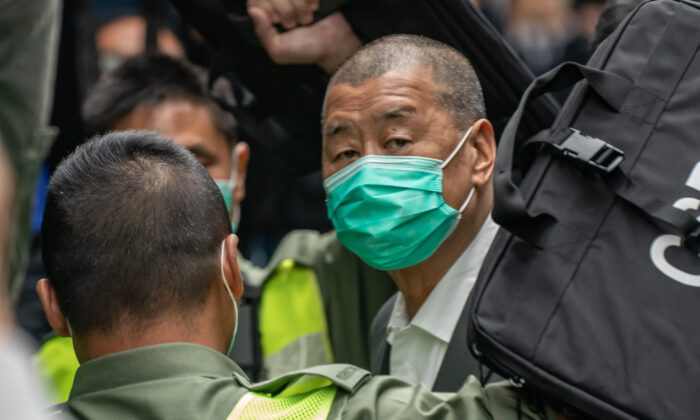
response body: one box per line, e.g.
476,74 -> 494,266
215,154 -> 240,233
323,126 -> 475,271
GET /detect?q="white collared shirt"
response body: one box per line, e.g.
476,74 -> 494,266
386,215 -> 499,389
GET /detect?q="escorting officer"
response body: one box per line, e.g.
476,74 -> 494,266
35,55 -> 395,400
37,131 -> 554,419
321,34 -> 499,391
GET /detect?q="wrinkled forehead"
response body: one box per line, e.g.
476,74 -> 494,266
322,68 -> 441,126
323,66 -> 437,111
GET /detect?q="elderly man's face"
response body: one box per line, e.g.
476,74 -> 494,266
322,67 -> 475,212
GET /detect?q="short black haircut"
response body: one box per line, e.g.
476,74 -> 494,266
42,131 -> 231,335
326,34 -> 486,128
591,0 -> 643,52
83,54 -> 237,145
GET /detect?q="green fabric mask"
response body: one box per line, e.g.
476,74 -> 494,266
215,179 -> 237,233
215,153 -> 240,233
323,126 -> 475,271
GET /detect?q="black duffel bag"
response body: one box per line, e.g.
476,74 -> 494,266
468,0 -> 700,419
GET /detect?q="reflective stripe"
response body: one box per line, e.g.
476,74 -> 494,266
227,386 -> 336,420
260,259 -> 333,378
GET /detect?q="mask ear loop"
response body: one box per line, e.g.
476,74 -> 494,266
440,125 -> 475,169
441,125 -> 476,217
458,188 -> 475,214
228,150 -> 239,189
220,239 -> 238,351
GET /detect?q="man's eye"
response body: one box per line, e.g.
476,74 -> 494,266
197,157 -> 213,168
337,150 -> 359,160
387,138 -> 409,149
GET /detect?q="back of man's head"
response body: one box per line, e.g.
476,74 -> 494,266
82,54 -> 237,145
42,131 -> 231,336
327,34 -> 486,126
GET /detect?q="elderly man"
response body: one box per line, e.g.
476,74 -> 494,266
247,2 -> 499,390
320,35 -> 499,391
37,130 -> 553,419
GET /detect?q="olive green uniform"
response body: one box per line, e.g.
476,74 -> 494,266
60,343 -> 556,420
241,229 -> 396,377
36,230 -> 395,402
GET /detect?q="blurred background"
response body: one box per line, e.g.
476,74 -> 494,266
16,0 -> 606,341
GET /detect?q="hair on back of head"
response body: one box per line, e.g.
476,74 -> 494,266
83,54 -> 237,145
42,131 -> 232,335
327,34 -> 486,128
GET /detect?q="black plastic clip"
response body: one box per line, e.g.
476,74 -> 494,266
554,128 -> 625,173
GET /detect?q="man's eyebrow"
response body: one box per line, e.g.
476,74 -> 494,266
324,122 -> 350,138
374,106 -> 417,122
187,144 -> 217,161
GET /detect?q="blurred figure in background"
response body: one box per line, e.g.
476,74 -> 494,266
92,0 -> 185,72
0,0 -> 62,417
505,0 -> 575,75
0,138 -> 53,420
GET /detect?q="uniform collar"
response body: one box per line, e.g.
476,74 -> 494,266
70,343 -> 247,399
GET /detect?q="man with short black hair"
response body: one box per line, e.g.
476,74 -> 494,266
37,130 -> 553,419
38,130 -> 239,362
321,34 -> 499,391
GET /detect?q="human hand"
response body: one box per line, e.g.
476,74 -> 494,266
248,6 -> 361,73
247,0 -> 319,30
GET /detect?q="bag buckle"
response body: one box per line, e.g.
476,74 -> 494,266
554,128 -> 624,173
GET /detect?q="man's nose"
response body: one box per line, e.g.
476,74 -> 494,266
362,141 -> 383,157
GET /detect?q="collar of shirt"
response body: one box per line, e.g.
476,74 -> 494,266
69,343 -> 247,399
387,214 -> 500,345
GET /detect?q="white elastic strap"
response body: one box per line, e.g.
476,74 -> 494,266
440,125 -> 475,169
220,240 -> 238,316
228,151 -> 239,189
458,187 -> 475,213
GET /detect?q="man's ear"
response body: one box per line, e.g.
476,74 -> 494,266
222,234 -> 244,301
233,142 -> 249,203
36,279 -> 71,337
469,119 -> 497,188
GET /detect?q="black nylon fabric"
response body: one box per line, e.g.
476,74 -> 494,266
469,1 -> 700,419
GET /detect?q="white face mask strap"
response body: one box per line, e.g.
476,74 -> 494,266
220,240 -> 238,311
65,320 -> 74,338
440,125 -> 475,169
458,187 -> 475,214
228,151 -> 239,188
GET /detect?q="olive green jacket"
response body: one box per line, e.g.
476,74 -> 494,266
240,230 -> 396,370
61,343 -> 557,420
0,0 -> 61,302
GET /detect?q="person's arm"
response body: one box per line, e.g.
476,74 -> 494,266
247,0 -> 361,73
0,0 -> 61,302
335,375 -> 559,419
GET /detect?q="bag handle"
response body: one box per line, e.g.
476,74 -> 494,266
494,61 -> 700,249
493,62 -> 635,247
